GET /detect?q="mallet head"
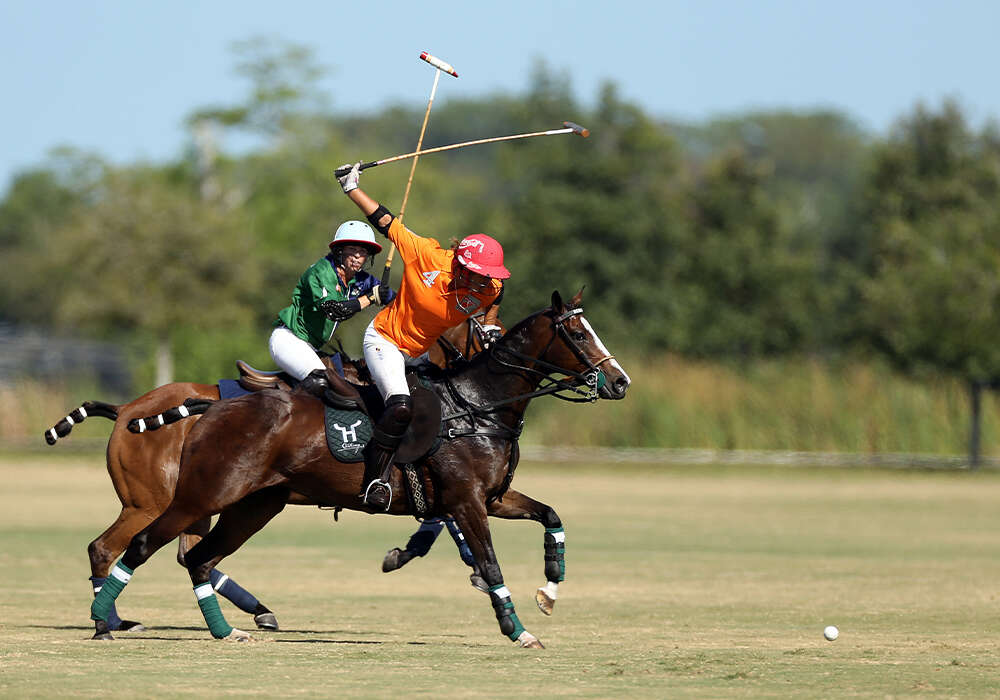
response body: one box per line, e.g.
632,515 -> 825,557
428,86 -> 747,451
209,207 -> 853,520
563,121 -> 590,138
420,52 -> 458,78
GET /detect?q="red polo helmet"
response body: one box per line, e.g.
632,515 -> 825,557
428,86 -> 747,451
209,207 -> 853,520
455,234 -> 510,279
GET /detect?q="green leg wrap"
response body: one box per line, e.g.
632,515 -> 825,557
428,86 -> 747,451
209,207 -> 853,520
194,584 -> 234,639
489,584 -> 526,641
91,561 -> 133,621
544,527 -> 566,583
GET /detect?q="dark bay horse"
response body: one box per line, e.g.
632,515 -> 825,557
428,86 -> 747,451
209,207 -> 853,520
46,316 -> 499,634
90,290 -> 629,647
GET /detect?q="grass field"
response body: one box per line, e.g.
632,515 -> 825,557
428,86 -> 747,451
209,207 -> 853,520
2,455 -> 1000,698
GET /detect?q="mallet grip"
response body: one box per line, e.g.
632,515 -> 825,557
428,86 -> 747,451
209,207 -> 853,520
419,52 -> 458,77
334,160 -> 379,179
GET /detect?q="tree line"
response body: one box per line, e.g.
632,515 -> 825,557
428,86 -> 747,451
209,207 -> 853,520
2,40 -> 999,459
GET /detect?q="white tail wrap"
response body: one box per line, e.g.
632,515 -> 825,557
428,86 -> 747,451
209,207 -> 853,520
79,406 -> 88,418
420,51 -> 458,77
178,405 -> 190,418
48,428 -> 57,442
136,419 -> 146,433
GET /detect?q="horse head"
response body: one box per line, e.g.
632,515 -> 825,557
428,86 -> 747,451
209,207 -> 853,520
502,289 -> 630,401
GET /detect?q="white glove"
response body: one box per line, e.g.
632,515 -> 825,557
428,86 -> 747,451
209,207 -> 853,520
337,162 -> 361,193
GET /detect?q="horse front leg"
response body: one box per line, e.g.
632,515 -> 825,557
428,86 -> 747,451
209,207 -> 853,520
178,518 -> 279,631
181,486 -> 290,642
487,489 -> 564,616
451,501 -> 544,649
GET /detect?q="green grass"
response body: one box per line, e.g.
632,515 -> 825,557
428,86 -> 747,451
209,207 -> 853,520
3,456 -> 1000,697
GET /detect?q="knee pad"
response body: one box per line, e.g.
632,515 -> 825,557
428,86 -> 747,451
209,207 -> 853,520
383,394 -> 413,429
374,394 -> 413,445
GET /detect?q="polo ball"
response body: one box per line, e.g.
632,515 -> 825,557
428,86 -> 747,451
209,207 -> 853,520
823,625 -> 839,641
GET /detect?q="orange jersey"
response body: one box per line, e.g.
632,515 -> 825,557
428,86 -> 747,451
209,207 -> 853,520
373,218 -> 503,356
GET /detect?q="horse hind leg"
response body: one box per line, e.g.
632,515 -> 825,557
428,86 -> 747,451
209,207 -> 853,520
177,518 -> 279,631
91,503 -> 208,640
181,486 -> 290,641
87,506 -> 155,634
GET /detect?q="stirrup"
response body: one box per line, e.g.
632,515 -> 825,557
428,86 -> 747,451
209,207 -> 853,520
363,479 -> 392,511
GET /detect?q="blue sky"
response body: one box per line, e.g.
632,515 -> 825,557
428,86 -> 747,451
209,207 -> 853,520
2,0 -> 998,194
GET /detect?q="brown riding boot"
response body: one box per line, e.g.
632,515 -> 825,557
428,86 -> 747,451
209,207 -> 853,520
298,369 -> 333,404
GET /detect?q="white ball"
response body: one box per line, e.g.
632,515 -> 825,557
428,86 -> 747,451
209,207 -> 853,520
823,625 -> 839,641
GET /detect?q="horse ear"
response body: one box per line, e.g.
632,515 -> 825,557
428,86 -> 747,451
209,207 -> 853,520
551,290 -> 564,311
569,287 -> 585,308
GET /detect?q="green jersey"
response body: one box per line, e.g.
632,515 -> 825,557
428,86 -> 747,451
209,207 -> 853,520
275,255 -> 374,349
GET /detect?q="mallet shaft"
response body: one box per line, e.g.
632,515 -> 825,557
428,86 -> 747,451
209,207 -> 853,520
334,122 -> 590,178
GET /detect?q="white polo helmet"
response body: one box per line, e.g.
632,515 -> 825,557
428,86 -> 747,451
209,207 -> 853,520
329,220 -> 382,255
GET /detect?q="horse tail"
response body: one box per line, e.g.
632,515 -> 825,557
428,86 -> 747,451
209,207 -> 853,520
126,398 -> 215,434
44,400 -> 120,446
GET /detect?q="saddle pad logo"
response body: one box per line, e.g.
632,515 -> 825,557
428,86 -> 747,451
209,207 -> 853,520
422,270 -> 441,287
324,407 -> 373,463
455,295 -> 481,314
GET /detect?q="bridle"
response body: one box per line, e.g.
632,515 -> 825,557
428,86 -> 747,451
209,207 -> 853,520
489,306 -> 616,404
439,305 -> 615,437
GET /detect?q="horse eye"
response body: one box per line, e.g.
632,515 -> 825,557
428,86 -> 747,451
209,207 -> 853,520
572,330 -> 587,342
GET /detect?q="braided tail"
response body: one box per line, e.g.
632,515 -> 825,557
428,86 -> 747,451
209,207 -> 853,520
44,401 -> 120,445
127,398 -> 214,434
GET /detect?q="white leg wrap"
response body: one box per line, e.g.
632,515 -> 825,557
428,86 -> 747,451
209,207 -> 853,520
194,583 -> 215,600
213,574 -> 230,592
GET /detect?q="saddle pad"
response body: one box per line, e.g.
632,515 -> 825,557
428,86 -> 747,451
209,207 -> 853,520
324,407 -> 373,463
218,379 -> 253,400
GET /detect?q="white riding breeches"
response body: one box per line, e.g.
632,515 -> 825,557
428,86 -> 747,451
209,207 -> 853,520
363,321 -> 412,401
268,326 -> 325,381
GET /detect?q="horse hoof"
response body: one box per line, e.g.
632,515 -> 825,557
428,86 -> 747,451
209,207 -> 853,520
382,547 -> 414,572
254,612 -> 279,631
515,631 -> 545,649
470,574 -> 489,593
225,628 -> 253,642
116,620 -> 146,633
535,587 -> 556,616
92,631 -> 115,641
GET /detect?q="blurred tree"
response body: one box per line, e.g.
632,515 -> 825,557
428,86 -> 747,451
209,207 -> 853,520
42,167 -> 259,385
669,149 -> 822,358
0,149 -> 105,320
859,100 -> 1000,464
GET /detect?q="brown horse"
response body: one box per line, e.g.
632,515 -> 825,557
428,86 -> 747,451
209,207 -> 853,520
47,315 -> 499,634
90,290 -> 629,648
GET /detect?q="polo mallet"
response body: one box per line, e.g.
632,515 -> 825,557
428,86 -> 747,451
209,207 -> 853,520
380,51 -> 459,289
334,121 -> 590,180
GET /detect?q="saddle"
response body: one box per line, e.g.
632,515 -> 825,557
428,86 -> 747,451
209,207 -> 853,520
235,358 -> 358,410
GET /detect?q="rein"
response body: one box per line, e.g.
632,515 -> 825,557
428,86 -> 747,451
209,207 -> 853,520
438,305 -> 610,439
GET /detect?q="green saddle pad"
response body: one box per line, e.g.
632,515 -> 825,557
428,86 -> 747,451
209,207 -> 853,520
324,407 -> 373,463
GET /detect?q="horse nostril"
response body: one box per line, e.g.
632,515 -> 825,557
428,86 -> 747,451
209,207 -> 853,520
614,377 -> 629,394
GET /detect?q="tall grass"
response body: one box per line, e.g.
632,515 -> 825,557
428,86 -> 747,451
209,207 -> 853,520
3,355 -> 998,455
521,354 -> 1000,455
